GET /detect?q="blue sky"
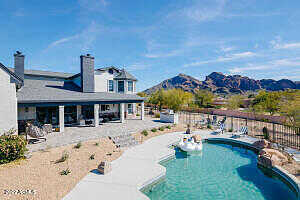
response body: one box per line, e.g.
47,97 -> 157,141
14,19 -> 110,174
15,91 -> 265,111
1,0 -> 300,91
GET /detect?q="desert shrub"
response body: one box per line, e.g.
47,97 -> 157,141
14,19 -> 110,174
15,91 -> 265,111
141,130 -> 148,136
228,128 -> 233,132
0,134 -> 27,164
74,142 -> 82,149
207,124 -> 212,129
95,142 -> 99,146
151,128 -> 157,132
159,126 -> 165,131
263,127 -> 269,140
166,125 -> 171,129
154,113 -> 160,118
136,113 -> 140,116
89,154 -> 95,160
60,168 -> 71,176
55,150 -> 69,164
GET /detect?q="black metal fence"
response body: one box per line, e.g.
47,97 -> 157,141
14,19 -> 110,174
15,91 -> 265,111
178,111 -> 300,150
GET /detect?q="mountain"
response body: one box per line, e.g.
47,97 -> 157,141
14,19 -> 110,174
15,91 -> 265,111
143,72 -> 300,95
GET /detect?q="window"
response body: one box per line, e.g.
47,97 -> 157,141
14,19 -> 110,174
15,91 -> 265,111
118,81 -> 124,93
108,69 -> 114,74
128,81 -> 133,92
108,80 -> 114,92
128,104 -> 133,114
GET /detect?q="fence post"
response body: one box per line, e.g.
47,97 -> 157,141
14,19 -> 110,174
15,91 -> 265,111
272,123 -> 275,143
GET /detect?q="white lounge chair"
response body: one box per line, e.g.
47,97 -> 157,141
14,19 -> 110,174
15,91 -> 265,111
214,123 -> 225,134
233,126 -> 248,137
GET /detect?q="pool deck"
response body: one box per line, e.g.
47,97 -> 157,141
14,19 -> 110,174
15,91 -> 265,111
63,130 -> 300,200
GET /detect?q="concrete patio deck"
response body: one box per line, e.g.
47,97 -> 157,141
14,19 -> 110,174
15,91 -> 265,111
27,117 -> 167,152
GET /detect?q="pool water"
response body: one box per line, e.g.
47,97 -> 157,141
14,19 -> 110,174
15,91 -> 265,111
143,142 -> 297,200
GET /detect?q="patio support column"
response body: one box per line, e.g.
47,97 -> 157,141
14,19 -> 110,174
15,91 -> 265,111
94,104 -> 99,127
120,103 -> 125,123
76,105 -> 82,122
59,105 -> 64,133
141,102 -> 145,120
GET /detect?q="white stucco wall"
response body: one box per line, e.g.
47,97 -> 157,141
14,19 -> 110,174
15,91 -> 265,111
0,69 -> 18,135
18,107 -> 36,120
94,71 -> 115,92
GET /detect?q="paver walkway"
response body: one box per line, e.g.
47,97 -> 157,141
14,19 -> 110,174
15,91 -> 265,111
63,130 -> 300,200
28,117 -> 167,152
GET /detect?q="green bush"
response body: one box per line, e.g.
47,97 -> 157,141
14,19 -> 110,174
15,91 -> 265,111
151,128 -> 157,132
95,142 -> 99,146
136,113 -> 140,116
141,130 -> 148,136
228,128 -> 233,132
74,142 -> 82,149
159,126 -> 165,131
207,124 -> 212,129
0,135 -> 27,164
166,125 -> 171,129
154,113 -> 160,118
60,168 -> 71,176
89,154 -> 95,160
55,150 -> 69,164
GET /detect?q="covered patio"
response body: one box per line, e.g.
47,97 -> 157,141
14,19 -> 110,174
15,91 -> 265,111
18,100 -> 145,133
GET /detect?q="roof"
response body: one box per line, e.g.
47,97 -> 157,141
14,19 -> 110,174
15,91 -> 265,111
8,67 -> 75,79
114,69 -> 137,81
0,63 -> 23,84
17,79 -> 144,104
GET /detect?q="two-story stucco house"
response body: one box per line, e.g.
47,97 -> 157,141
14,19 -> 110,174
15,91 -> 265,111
0,52 -> 144,135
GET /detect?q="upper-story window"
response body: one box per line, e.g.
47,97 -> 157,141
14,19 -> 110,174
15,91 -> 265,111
128,81 -> 133,92
118,81 -> 124,93
108,69 -> 114,74
108,80 -> 114,92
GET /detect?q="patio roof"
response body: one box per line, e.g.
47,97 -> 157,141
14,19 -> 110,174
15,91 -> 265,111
17,79 -> 144,106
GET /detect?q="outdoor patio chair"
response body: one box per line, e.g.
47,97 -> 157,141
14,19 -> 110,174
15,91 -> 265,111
214,123 -> 225,134
233,126 -> 248,137
212,116 -> 217,125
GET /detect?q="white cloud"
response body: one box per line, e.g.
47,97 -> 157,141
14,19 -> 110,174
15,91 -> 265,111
229,58 -> 300,73
144,49 -> 181,58
127,63 -> 150,71
220,46 -> 235,52
45,21 -> 102,51
184,51 -> 256,67
78,0 -> 108,13
270,36 -> 300,49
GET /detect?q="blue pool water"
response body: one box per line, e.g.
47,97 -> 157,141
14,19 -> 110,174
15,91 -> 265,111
144,142 -> 297,200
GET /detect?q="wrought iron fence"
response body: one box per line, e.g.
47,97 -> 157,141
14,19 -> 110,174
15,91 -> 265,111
178,111 -> 300,150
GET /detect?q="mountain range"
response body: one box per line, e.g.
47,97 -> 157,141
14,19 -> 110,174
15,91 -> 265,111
143,72 -> 300,95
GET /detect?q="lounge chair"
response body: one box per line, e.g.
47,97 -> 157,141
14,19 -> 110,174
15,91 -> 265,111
214,123 -> 225,134
233,126 -> 248,137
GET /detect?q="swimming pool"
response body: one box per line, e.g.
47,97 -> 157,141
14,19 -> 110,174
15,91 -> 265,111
143,142 -> 297,200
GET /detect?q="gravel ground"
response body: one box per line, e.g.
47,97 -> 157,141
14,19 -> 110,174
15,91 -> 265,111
28,117 -> 168,152
0,138 -> 122,200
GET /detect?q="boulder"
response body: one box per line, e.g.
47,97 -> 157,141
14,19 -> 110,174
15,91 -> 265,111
252,139 -> 271,149
258,148 -> 289,167
192,135 -> 202,143
97,161 -> 112,174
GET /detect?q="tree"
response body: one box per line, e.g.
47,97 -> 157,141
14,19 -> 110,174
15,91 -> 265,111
194,89 -> 214,108
163,89 -> 193,112
148,89 -> 165,111
226,95 -> 245,110
137,92 -> 147,97
252,90 -> 281,115
279,90 -> 300,127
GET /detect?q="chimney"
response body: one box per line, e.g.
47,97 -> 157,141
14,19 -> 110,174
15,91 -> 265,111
14,51 -> 25,81
80,54 -> 95,93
